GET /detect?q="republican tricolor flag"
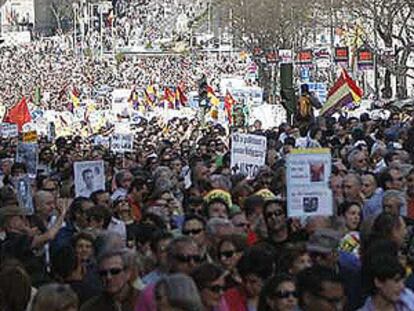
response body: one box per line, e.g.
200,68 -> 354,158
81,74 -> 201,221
320,68 -> 363,116
164,87 -> 176,109
224,91 -> 236,125
207,86 -> 220,106
175,86 -> 188,108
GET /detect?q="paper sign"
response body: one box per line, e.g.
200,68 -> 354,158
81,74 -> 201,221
286,148 -> 333,217
111,133 -> 134,153
15,175 -> 34,214
16,143 -> 39,179
0,123 -> 18,138
23,130 -> 38,143
93,135 -> 111,148
74,160 -> 105,198
230,133 -> 267,178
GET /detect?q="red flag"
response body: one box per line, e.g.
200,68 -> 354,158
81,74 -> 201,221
176,86 -> 188,107
163,88 -> 175,109
224,91 -> 235,125
3,97 -> 32,131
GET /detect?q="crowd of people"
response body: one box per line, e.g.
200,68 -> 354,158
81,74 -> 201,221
0,94 -> 414,311
0,39 -> 248,110
111,0 -> 207,48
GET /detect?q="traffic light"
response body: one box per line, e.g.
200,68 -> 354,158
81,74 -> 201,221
280,63 -> 296,121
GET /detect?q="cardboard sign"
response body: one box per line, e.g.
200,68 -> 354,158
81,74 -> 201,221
111,133 -> 134,153
23,130 -> 38,143
286,149 -> 333,217
74,160 -> 105,198
15,175 -> 34,214
16,143 -> 39,179
231,133 -> 267,179
0,123 -> 18,138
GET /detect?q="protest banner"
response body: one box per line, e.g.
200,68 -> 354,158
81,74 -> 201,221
111,133 -> 134,153
0,123 -> 18,138
286,148 -> 333,217
93,135 -> 111,148
16,143 -> 39,179
74,160 -> 105,198
230,133 -> 267,179
23,130 -> 38,143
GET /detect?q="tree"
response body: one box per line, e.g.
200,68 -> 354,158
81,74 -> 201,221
50,0 -> 76,33
344,0 -> 414,98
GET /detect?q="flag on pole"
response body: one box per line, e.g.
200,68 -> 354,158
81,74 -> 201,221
207,86 -> 220,106
144,85 -> 157,106
320,69 -> 363,116
342,68 -> 363,103
3,97 -> 32,131
224,91 -> 236,125
164,87 -> 176,109
175,86 -> 188,107
70,87 -> 80,108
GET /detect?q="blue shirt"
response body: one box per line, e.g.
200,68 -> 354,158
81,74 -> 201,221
362,188 -> 383,220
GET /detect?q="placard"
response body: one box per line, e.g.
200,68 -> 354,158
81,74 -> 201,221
93,135 -> 111,148
16,143 -> 39,179
357,48 -> 374,69
230,133 -> 267,178
74,160 -> 105,198
15,175 -> 34,214
334,47 -> 349,64
23,130 -> 38,143
0,123 -> 18,138
279,50 -> 293,64
297,50 -> 313,65
111,133 -> 134,153
286,149 -> 333,217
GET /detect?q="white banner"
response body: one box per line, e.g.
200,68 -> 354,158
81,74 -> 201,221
231,133 -> 267,179
0,123 -> 18,138
286,149 -> 333,217
111,133 -> 134,153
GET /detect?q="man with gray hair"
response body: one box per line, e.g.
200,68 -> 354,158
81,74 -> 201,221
342,173 -> 363,205
383,189 -> 407,216
348,149 -> 368,173
81,248 -> 139,311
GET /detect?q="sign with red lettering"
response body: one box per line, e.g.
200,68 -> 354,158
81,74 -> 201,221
357,48 -> 374,69
334,47 -> 349,64
297,50 -> 313,65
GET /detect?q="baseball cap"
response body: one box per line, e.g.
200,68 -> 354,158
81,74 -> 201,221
307,228 -> 342,254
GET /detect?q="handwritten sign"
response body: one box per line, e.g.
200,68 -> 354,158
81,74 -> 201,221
231,133 -> 267,178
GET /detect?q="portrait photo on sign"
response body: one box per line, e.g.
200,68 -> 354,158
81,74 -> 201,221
309,161 -> 325,182
303,197 -> 319,213
74,160 -> 105,198
15,176 -> 34,214
16,143 -> 39,178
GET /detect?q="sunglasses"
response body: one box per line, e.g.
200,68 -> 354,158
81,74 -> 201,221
219,250 -> 239,259
182,228 -> 204,236
206,285 -> 226,293
266,210 -> 284,218
274,290 -> 298,299
174,254 -> 203,264
98,267 -> 124,278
